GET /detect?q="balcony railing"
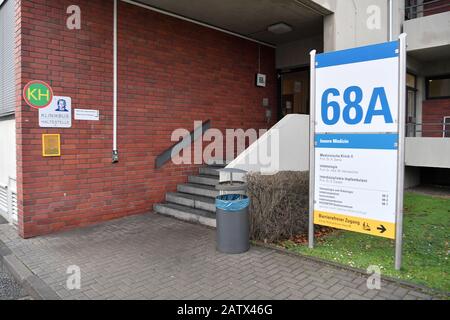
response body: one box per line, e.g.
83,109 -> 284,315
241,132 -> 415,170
406,121 -> 450,137
405,0 -> 450,20
0,176 -> 17,226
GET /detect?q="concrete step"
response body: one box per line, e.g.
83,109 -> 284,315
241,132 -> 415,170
154,203 -> 216,228
153,164 -> 227,228
177,183 -> 219,198
205,159 -> 229,166
166,192 -> 216,212
188,174 -> 219,187
199,166 -> 221,177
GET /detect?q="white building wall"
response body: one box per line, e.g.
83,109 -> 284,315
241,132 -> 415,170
404,11 -> 450,52
276,34 -> 323,69
405,138 -> 450,169
277,0 -> 409,69
313,0 -> 403,52
0,117 -> 16,184
0,116 -> 16,222
221,114 -> 309,182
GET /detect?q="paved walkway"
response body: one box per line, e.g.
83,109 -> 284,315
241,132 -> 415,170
407,185 -> 450,199
0,214 -> 438,300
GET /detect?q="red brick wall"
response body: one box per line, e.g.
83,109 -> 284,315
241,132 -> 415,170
421,99 -> 450,137
16,0 -> 276,238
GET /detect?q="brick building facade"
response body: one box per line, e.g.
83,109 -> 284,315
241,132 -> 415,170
422,99 -> 450,137
1,0 -> 448,238
15,0 -> 276,237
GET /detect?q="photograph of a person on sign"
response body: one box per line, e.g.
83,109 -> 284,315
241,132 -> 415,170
55,98 -> 69,112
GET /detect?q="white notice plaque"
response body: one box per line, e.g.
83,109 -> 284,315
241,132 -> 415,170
39,96 -> 72,128
74,109 -> 100,121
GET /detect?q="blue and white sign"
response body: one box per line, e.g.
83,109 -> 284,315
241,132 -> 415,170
311,40 -> 405,240
39,96 -> 72,128
315,41 -> 399,133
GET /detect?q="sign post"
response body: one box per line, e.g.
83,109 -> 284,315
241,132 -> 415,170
309,35 -> 407,270
308,49 -> 317,249
395,34 -> 407,270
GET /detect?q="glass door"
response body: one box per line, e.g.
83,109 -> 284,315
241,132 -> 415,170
279,69 -> 310,119
406,73 -> 417,137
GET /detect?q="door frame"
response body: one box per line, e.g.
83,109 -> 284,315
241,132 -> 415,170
277,65 -> 310,121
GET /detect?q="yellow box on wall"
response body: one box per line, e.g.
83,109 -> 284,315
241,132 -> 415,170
42,134 -> 61,157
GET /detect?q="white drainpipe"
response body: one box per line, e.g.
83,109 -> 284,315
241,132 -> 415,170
112,0 -> 118,162
388,0 -> 393,41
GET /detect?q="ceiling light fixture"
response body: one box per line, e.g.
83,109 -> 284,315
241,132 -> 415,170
267,22 -> 293,35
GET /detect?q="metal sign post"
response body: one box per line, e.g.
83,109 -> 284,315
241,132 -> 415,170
308,50 -> 316,249
395,33 -> 407,270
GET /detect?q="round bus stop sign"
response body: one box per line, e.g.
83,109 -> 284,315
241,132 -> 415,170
23,80 -> 54,109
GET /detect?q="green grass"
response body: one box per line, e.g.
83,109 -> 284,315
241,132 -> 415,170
281,192 -> 450,292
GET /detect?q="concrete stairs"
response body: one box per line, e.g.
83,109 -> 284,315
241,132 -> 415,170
153,164 -> 224,227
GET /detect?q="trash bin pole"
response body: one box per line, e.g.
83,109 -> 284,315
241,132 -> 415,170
216,207 -> 250,254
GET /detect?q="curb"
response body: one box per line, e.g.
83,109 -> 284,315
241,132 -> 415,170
253,241 -> 449,299
0,239 -> 60,300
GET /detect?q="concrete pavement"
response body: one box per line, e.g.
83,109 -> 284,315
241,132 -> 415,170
0,213 -> 439,300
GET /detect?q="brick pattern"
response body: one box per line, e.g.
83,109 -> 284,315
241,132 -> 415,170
0,214 -> 438,300
421,99 -> 450,137
16,0 -> 276,237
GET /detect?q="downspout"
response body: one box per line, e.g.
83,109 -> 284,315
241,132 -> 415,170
112,0 -> 119,163
388,0 -> 393,41
351,0 -> 357,46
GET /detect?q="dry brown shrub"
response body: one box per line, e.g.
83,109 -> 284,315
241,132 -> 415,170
246,171 -> 309,242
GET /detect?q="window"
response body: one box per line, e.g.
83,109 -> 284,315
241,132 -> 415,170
406,73 -> 417,136
0,0 -> 16,117
426,75 -> 450,99
444,117 -> 450,138
406,73 -> 416,89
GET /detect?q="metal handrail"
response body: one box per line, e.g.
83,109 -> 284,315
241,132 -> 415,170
405,0 -> 450,20
406,121 -> 450,137
155,119 -> 211,169
407,122 -> 450,125
406,0 -> 442,10
0,177 -> 18,225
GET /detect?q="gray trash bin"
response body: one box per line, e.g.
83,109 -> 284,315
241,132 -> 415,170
215,194 -> 250,254
216,167 -> 247,196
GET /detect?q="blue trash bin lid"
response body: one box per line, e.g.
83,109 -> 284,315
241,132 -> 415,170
215,194 -> 249,212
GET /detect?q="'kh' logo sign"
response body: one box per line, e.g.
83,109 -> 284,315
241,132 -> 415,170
23,80 -> 54,109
